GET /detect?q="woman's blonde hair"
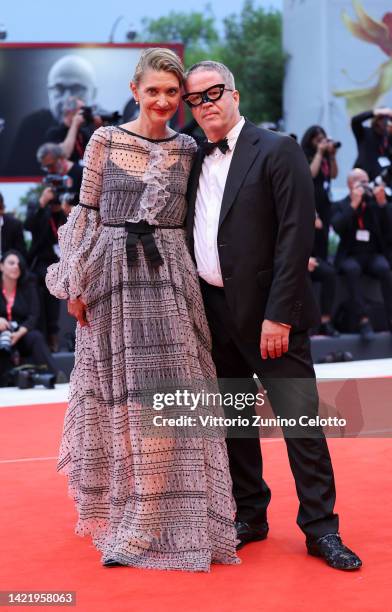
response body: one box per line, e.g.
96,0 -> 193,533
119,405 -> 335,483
133,47 -> 184,86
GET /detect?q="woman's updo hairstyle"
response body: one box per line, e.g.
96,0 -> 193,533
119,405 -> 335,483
133,47 -> 185,87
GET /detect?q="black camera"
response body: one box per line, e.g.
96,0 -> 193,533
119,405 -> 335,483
101,111 -> 122,124
42,174 -> 76,206
360,182 -> 375,204
12,366 -> 56,389
327,139 -> 342,150
0,321 -> 19,353
82,105 -> 94,124
82,106 -> 121,126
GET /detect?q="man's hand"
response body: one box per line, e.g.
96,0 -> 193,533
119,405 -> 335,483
0,317 -> 9,332
71,110 -> 85,130
308,257 -> 318,272
374,107 -> 392,118
315,216 -> 323,230
67,297 -> 89,327
11,327 -> 26,346
260,319 -> 291,360
373,184 -> 387,206
93,115 -> 103,128
39,187 -> 56,208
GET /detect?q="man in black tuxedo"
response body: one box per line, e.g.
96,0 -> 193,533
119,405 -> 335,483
184,61 -> 361,570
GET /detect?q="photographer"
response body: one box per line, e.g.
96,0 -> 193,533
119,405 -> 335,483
45,96 -> 102,164
301,125 -> 340,335
351,107 -> 392,181
301,125 -> 339,258
24,144 -> 74,351
331,168 -> 392,340
0,250 -> 57,385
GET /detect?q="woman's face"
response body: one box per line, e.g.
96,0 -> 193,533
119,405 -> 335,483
311,130 -> 326,149
131,69 -> 181,127
0,254 -> 21,281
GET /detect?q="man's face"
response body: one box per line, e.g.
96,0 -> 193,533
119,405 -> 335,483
184,70 -> 240,141
41,154 -> 66,175
48,62 -> 95,123
349,169 -> 369,193
0,203 -> 4,218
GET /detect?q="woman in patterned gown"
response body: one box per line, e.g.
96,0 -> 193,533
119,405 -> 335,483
46,48 -> 239,571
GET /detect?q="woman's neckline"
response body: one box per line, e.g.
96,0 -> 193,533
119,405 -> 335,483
116,126 -> 180,143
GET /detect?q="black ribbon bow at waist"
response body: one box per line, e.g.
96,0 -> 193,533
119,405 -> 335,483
202,137 -> 230,156
103,221 -> 183,268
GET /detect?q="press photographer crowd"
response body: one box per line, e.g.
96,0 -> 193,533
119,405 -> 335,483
1,100 -> 392,388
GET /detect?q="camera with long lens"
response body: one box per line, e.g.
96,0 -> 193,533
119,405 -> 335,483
42,174 -> 76,206
16,367 -> 56,390
360,182 -> 375,204
82,105 -> 122,126
82,105 -> 94,125
327,138 -> 342,151
101,111 -> 122,124
9,364 -> 56,389
0,321 -> 19,353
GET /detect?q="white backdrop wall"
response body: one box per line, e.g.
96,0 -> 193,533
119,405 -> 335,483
283,0 -> 392,191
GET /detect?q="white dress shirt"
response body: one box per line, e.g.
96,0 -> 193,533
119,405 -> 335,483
194,116 -> 245,287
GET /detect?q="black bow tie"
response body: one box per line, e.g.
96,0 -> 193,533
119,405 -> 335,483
202,138 -> 230,156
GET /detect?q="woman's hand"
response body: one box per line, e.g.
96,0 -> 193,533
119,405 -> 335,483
0,317 -> 9,332
67,297 -> 89,327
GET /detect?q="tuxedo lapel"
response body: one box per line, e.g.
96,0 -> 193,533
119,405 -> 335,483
186,147 -> 205,255
218,121 -> 261,229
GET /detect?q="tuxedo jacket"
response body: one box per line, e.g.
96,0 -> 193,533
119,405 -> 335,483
186,120 -> 320,342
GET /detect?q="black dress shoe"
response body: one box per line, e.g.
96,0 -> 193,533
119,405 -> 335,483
103,559 -> 124,567
359,320 -> 375,342
307,534 -> 362,570
319,321 -> 340,337
235,520 -> 269,550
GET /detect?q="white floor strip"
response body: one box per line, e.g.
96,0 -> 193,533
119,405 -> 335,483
0,456 -> 57,464
0,359 -> 391,409
314,358 -> 392,379
0,384 -> 69,407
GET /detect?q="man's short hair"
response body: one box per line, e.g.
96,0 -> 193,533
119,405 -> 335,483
185,61 -> 235,90
36,142 -> 64,163
0,192 -> 4,209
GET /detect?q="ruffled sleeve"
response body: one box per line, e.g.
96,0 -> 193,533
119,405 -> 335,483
46,127 -> 108,300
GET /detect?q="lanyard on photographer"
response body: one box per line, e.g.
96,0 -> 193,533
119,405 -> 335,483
75,133 -> 85,159
2,287 -> 16,321
49,216 -> 58,240
357,203 -> 366,230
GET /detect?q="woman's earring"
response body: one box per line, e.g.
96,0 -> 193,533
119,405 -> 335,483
135,100 -> 139,105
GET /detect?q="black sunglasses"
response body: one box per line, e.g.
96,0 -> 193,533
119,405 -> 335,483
182,83 -> 234,108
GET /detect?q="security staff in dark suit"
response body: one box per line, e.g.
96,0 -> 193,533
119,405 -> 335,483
331,168 -> 392,339
0,193 -> 27,259
184,60 -> 361,570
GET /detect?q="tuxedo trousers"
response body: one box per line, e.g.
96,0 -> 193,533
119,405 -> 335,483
200,279 -> 339,541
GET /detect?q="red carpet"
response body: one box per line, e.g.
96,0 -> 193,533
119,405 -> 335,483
0,402 -> 391,612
